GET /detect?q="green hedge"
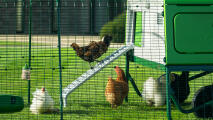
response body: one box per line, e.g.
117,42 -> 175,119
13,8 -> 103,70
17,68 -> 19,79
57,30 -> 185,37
100,12 -> 126,43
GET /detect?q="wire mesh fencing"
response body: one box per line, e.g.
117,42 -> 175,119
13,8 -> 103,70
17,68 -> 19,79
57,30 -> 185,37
0,0 -> 213,120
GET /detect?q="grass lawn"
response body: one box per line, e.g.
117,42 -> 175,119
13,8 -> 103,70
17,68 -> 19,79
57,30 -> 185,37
0,42 -> 212,120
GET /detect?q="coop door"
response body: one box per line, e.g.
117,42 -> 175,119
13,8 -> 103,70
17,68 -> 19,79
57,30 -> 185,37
174,13 -> 213,53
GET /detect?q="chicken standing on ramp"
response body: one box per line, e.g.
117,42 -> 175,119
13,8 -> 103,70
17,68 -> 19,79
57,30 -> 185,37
71,35 -> 112,69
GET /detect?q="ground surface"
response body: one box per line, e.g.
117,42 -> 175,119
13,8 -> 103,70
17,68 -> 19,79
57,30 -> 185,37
0,36 -> 211,120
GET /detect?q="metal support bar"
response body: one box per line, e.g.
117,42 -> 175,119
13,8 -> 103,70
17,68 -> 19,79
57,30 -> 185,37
166,68 -> 172,120
126,50 -> 142,97
166,65 -> 213,71
188,71 -> 213,82
89,0 -> 95,34
28,0 -> 32,105
128,73 -> 142,97
56,0 -> 63,119
125,51 -> 130,102
170,92 -> 213,114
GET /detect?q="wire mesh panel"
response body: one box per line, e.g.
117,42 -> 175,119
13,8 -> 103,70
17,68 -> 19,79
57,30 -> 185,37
0,0 -> 28,119
0,0 -> 213,120
0,0 -> 60,119
60,0 -> 131,119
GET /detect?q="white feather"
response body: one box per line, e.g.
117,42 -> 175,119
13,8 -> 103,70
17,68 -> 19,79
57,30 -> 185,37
30,88 -> 54,114
142,77 -> 166,107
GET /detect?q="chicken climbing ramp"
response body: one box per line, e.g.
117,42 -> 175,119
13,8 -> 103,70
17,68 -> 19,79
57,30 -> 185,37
62,44 -> 134,107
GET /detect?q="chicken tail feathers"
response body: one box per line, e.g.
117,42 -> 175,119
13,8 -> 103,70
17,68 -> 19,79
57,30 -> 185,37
102,35 -> 112,47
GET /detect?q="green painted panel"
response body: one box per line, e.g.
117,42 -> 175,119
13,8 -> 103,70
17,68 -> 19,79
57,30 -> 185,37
165,5 -> 213,65
165,0 -> 213,4
174,14 -> 213,53
135,12 -> 142,47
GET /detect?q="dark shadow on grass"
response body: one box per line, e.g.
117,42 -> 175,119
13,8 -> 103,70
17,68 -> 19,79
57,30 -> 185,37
95,102 -> 111,107
63,110 -> 90,115
149,107 -> 167,111
80,102 -> 110,108
136,105 -> 167,111
80,103 -> 92,108
41,108 -> 60,115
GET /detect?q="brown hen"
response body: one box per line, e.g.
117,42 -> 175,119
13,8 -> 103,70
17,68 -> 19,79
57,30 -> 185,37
105,66 -> 129,108
71,35 -> 112,68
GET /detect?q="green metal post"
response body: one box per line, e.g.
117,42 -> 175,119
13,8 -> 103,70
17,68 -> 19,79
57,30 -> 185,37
125,51 -> 143,98
125,52 -> 130,102
90,0 -> 95,34
56,0 -> 63,119
166,68 -> 172,120
106,0 -> 112,21
28,0 -> 32,105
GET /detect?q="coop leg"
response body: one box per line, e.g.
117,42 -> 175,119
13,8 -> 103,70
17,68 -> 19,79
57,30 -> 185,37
188,71 -> 213,81
128,73 -> 142,97
166,68 -> 172,120
28,80 -> 31,105
125,51 -> 131,102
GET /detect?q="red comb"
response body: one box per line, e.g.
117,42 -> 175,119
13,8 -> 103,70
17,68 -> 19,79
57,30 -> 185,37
41,87 -> 45,92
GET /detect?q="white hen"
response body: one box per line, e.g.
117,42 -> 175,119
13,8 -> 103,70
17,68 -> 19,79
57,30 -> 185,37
30,87 -> 56,114
142,76 -> 167,107
142,74 -> 175,107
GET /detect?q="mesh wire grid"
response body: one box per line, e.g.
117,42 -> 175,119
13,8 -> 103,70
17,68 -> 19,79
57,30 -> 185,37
0,0 -> 212,120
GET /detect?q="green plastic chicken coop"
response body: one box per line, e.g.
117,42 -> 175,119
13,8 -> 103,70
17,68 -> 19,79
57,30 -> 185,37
164,0 -> 213,120
126,0 -> 213,119
165,0 -> 213,65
